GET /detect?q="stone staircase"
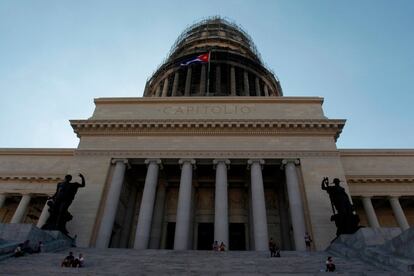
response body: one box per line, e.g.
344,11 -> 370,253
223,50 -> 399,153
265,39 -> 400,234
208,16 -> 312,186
0,223 -> 73,260
0,248 -> 400,275
327,227 -> 414,272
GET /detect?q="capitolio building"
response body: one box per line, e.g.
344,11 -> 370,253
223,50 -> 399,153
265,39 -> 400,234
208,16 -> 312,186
0,18 -> 413,251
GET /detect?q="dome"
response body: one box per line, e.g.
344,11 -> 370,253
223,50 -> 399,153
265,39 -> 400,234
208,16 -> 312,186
144,17 -> 283,97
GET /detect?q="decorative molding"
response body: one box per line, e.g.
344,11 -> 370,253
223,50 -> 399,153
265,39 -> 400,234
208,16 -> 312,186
347,176 -> 414,184
73,149 -> 341,158
339,149 -> 414,157
0,175 -> 62,182
93,96 -> 324,105
70,119 -> 345,140
0,149 -> 75,156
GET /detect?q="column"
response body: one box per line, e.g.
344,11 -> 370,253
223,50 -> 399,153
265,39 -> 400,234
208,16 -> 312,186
361,196 -> 380,228
0,194 -> 6,208
11,194 -> 31,223
389,196 -> 409,231
264,85 -> 269,96
171,72 -> 179,96
199,64 -> 206,95
255,77 -> 261,96
119,184 -> 138,248
283,159 -> 306,251
248,159 -> 268,251
155,84 -> 162,97
277,183 -> 291,249
215,65 -> 221,94
230,66 -> 236,96
149,182 -> 166,249
214,159 -> 230,247
243,71 -> 250,96
184,67 -> 192,96
134,159 -> 161,249
36,199 -> 50,228
95,159 -> 128,248
174,159 -> 195,250
161,78 -> 169,97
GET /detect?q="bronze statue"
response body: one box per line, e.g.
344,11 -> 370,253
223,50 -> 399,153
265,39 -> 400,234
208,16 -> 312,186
41,173 -> 85,235
321,177 -> 360,237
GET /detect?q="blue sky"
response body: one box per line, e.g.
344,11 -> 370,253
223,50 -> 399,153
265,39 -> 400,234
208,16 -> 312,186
0,0 -> 413,148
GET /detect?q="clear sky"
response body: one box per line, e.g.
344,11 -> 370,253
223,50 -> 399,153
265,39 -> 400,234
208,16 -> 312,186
0,0 -> 413,149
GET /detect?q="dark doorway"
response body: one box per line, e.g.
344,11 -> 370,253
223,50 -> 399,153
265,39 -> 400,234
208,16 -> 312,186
165,222 -> 175,249
229,223 -> 246,250
197,223 -> 214,250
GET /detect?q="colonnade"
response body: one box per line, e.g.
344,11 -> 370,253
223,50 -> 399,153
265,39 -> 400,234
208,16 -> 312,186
94,158 -> 306,251
0,194 -> 50,227
360,195 -> 410,231
152,64 -> 272,97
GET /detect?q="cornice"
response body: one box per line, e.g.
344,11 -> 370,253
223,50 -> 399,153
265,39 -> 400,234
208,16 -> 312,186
73,149 -> 341,158
93,96 -> 324,105
347,175 -> 414,184
0,148 -> 75,156
339,149 -> 414,157
70,119 -> 345,140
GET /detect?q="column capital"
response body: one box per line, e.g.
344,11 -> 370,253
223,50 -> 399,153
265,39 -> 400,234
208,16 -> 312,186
179,159 -> 196,168
388,195 -> 401,201
213,159 -> 230,169
282,159 -> 300,166
361,195 -> 374,199
247,159 -> 264,170
111,158 -> 129,166
145,159 -> 162,169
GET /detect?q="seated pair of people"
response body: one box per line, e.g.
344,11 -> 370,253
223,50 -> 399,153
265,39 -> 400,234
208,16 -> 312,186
212,241 -> 226,251
269,238 -> 280,257
61,252 -> 84,267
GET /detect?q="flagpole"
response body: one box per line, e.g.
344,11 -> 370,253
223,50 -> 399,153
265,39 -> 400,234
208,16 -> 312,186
206,51 -> 211,96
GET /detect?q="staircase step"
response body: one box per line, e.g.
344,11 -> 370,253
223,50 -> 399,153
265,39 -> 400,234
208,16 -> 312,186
0,249 -> 394,275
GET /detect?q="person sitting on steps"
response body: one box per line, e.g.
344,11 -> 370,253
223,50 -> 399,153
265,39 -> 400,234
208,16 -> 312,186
61,252 -> 75,267
326,256 -> 336,272
72,253 -> 84,268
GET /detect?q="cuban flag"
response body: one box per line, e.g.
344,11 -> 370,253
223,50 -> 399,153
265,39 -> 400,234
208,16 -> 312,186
180,53 -> 210,66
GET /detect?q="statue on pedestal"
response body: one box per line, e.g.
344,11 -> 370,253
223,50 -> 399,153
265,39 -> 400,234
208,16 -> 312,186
41,173 -> 85,235
321,177 -> 360,237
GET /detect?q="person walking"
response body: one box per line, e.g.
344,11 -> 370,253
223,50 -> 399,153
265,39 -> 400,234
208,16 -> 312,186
304,232 -> 312,251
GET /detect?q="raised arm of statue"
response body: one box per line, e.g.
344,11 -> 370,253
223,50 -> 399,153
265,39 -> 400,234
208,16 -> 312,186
321,177 -> 329,191
78,173 -> 86,187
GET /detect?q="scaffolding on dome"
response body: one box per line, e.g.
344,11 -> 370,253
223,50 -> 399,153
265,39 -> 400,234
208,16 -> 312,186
144,16 -> 280,91
167,16 -> 263,63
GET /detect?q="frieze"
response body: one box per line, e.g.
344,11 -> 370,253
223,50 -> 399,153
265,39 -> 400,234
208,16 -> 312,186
161,104 -> 254,115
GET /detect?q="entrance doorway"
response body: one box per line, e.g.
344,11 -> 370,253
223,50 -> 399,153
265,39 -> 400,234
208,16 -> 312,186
197,223 -> 214,250
165,222 -> 175,249
229,223 -> 246,250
